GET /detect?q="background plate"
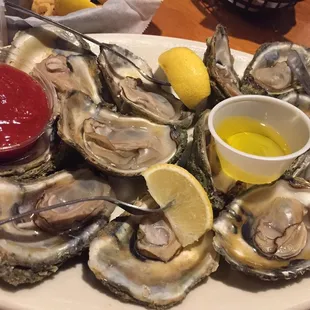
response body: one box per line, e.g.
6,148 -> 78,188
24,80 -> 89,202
1,34 -> 310,310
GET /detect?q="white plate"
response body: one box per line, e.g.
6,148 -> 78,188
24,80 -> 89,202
1,34 -> 310,310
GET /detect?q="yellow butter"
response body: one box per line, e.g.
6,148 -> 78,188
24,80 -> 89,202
216,116 -> 290,157
215,116 -> 291,184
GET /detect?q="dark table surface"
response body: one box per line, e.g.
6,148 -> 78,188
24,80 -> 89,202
145,0 -> 310,55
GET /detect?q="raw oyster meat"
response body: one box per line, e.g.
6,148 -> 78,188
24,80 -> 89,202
98,44 -> 194,128
136,214 -> 182,262
35,53 -> 103,106
241,42 -> 310,96
213,177 -> 310,280
203,24 -> 242,105
58,91 -> 187,177
187,110 -> 249,210
0,169 -> 115,286
88,195 -> 219,309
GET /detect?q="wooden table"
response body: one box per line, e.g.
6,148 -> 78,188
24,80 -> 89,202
145,0 -> 310,55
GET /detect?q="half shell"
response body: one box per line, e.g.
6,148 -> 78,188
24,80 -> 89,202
241,42 -> 310,96
7,24 -> 91,73
35,53 -> 104,106
88,196 -> 218,309
213,177 -> 310,280
98,44 -> 194,128
0,169 -> 115,286
58,91 -> 187,177
6,25 -> 104,113
203,24 -> 242,106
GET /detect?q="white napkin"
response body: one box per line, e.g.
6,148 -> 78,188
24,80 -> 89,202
5,0 -> 162,42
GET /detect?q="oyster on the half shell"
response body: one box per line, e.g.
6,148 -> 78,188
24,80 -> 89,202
0,168 -> 115,286
58,91 -> 187,177
88,195 -> 219,309
241,42 -> 310,96
35,53 -> 103,106
5,25 -> 104,112
213,177 -> 310,280
98,44 -> 194,128
6,24 -> 90,73
187,110 -> 249,209
203,24 -> 242,105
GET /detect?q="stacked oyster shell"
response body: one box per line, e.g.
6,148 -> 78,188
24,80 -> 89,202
2,20 -> 310,310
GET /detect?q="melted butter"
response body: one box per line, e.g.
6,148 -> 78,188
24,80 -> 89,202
214,116 -> 292,184
216,116 -> 291,157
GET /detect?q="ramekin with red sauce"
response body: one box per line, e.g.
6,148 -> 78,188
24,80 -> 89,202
0,52 -> 56,161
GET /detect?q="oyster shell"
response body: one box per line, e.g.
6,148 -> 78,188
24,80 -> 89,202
88,196 -> 219,309
5,25 -> 104,114
213,177 -> 310,280
6,25 -> 90,74
0,126 -> 80,182
58,91 -> 187,177
203,24 -> 242,105
187,110 -> 249,209
279,91 -> 310,117
241,42 -> 310,96
285,150 -> 310,181
98,45 -> 194,128
0,168 -> 115,286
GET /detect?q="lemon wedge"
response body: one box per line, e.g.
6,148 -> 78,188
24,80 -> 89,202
142,164 -> 213,247
55,0 -> 96,16
158,47 -> 211,110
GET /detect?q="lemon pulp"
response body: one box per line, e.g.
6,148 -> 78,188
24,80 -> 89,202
216,116 -> 291,157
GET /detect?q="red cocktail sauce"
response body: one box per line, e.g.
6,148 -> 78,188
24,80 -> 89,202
0,64 -> 50,161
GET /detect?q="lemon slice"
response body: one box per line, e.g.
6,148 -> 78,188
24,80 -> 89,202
142,164 -> 213,247
55,0 -> 96,16
158,47 -> 211,110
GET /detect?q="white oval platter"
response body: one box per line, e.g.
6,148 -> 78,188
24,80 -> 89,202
1,33 -> 310,310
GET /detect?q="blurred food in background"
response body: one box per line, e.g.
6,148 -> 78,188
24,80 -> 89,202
31,0 -> 106,16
